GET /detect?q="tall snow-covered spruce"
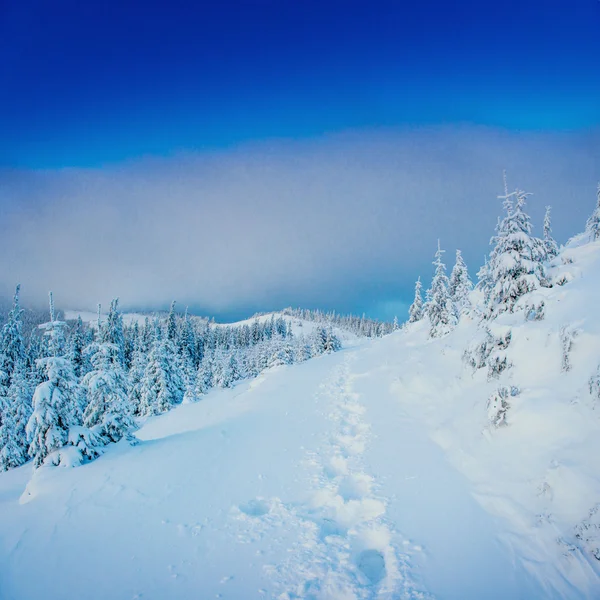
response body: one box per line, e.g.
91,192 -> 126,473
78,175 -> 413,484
484,187 -> 546,318
543,206 -> 559,260
585,183 -> 600,242
448,249 -> 473,314
425,241 -> 457,337
27,293 -> 98,468
0,285 -> 31,471
82,342 -> 135,444
408,277 -> 424,323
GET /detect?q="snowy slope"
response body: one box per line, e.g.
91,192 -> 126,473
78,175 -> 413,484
2,243 -> 600,599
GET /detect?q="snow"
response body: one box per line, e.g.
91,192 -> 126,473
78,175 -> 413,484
3,242 -> 600,598
64,310 -> 151,328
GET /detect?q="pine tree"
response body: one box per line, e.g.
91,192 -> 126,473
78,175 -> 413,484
138,324 -> 184,416
425,241 -> 457,337
0,393 -> 22,471
166,300 -> 178,343
448,249 -> 473,313
543,206 -> 559,260
82,343 -> 134,443
484,188 -> 547,318
26,294 -> 92,467
408,278 -> 424,323
68,315 -> 87,379
585,183 -> 600,242
101,299 -> 126,367
324,327 -> 341,352
8,361 -> 32,459
0,285 -> 27,386
195,351 -> 214,396
128,327 -> 148,414
0,285 -> 31,470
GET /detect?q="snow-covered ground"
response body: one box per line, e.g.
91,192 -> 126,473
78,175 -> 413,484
3,242 -> 600,599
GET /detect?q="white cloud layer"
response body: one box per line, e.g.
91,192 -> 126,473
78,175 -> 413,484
0,126 -> 598,320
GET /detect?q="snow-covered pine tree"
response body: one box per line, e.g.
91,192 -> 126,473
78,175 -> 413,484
324,327 -> 342,352
448,249 -> 473,314
195,351 -> 214,396
68,315 -> 87,379
6,360 -> 32,465
127,327 -> 149,413
0,393 -> 22,471
311,327 -> 328,356
0,285 -> 32,470
408,277 -> 424,323
0,285 -> 27,387
425,241 -> 458,337
166,300 -> 178,343
585,183 -> 600,242
101,299 -> 126,367
82,342 -> 135,443
543,206 -> 559,260
484,188 -> 547,318
137,321 -> 184,416
26,293 -> 96,467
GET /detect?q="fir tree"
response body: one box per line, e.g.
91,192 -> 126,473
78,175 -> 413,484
408,277 -> 424,323
448,249 -> 473,313
101,299 -> 126,367
543,206 -> 559,260
195,351 -> 214,396
0,393 -> 22,471
425,241 -> 457,337
484,188 -> 546,318
324,327 -> 341,352
0,285 -> 27,386
68,315 -> 87,379
166,300 -> 178,343
82,343 -> 135,443
26,295 -> 91,467
138,325 -> 184,416
0,285 -> 31,470
585,183 -> 600,242
8,361 -> 32,460
127,328 -> 148,414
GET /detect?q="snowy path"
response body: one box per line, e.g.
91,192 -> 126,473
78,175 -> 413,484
232,346 -> 543,599
250,353 -> 427,599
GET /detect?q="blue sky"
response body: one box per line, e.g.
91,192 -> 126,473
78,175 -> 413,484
1,1 -> 599,320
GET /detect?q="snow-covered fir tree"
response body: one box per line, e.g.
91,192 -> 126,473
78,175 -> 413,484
585,183 -> 600,242
0,285 -> 31,470
101,299 -> 126,367
448,249 -> 473,314
195,351 -> 214,396
82,342 -> 135,443
0,285 -> 27,387
484,188 -> 547,318
137,320 -> 185,416
543,206 -> 559,260
408,277 -> 424,323
0,392 -> 22,471
26,294 -> 95,467
425,241 -> 458,337
127,327 -> 149,413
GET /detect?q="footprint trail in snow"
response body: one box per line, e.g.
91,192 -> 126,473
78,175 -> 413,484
233,353 -> 430,600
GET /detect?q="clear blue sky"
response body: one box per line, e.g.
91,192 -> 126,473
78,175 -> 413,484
1,0 -> 599,168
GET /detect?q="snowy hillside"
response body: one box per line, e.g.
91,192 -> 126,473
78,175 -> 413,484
1,236 -> 600,598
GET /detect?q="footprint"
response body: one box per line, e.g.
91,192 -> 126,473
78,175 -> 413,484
356,549 -> 386,585
338,473 -> 373,500
238,498 -> 271,517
